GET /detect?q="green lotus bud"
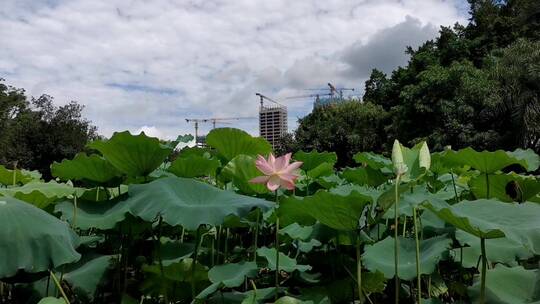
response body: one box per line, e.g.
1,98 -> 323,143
419,142 -> 431,170
392,140 -> 408,175
391,140 -> 403,165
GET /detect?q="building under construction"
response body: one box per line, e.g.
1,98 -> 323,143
256,93 -> 287,149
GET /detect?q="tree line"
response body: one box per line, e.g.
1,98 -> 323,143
0,81 -> 98,178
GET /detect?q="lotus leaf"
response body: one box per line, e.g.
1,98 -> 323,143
0,164 -> 34,185
0,197 -> 80,278
220,154 -> 268,194
362,235 -> 452,280
424,200 -> 540,248
470,172 -> 540,202
453,230 -> 533,267
206,128 -> 271,163
278,190 -> 371,231
468,265 -> 540,304
51,153 -> 122,185
55,198 -> 130,230
353,152 -> 392,172
342,167 -> 387,187
257,247 -> 311,272
33,255 -> 113,300
442,147 -> 538,173
0,181 -> 83,209
122,176 -> 273,230
88,131 -> 172,177
196,262 -> 258,299
293,151 -> 337,172
37,298 -> 66,304
168,155 -> 220,178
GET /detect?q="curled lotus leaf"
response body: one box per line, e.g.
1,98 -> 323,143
0,197 -> 80,278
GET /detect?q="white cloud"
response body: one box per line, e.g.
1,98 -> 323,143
0,0 -> 468,139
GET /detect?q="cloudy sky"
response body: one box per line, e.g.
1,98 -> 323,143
1,0 -> 468,139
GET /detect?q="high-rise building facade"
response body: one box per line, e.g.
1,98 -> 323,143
259,105 -> 287,149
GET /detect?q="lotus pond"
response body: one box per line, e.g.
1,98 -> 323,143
1,128 -> 540,304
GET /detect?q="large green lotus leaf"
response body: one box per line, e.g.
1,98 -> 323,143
277,196 -> 316,227
342,167 -> 387,187
168,155 -> 220,178
208,261 -> 258,287
507,148 -> 540,172
278,190 -> 371,231
424,200 -> 540,247
442,147 -> 538,173
142,259 -> 208,299
206,128 -> 271,163
206,287 -> 276,304
330,184 -> 383,203
51,153 -> 122,185
196,262 -> 259,299
468,265 -> 540,304
275,296 -> 313,304
362,270 -> 387,294
382,186 -> 450,219
0,165 -> 34,186
55,198 -> 130,230
306,162 -> 334,179
294,151 -> 337,172
0,181 -> 83,209
470,173 -> 540,202
178,146 -> 212,158
257,247 -> 311,272
33,255 -> 113,300
453,230 -> 533,267
0,197 -> 80,278
316,174 -> 344,189
220,155 -> 268,194
37,298 -> 66,304
353,152 -> 392,173
159,238 -> 195,266
280,223 -> 313,241
363,235 -> 452,280
88,131 -> 172,177
123,176 -> 273,230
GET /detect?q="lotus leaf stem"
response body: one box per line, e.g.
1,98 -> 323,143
450,171 -> 459,203
356,235 -> 365,304
50,270 -> 70,304
402,216 -> 407,237
191,226 -> 201,298
253,209 -> 260,261
480,237 -> 487,304
413,206 -> 421,304
275,190 -> 280,300
485,173 -> 490,198
394,174 -> 401,304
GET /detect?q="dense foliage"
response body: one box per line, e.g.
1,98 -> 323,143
0,80 -> 98,178
1,128 -> 540,304
285,0 -> 540,164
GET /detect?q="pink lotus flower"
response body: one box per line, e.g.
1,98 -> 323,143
250,153 -> 303,191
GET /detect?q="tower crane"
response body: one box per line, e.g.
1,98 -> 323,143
185,119 -> 204,144
185,116 -> 257,146
255,93 -> 286,108
285,93 -> 332,103
303,83 -> 355,99
204,117 -> 257,129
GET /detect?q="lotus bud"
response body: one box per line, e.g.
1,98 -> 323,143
392,140 -> 407,175
419,142 -> 431,170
